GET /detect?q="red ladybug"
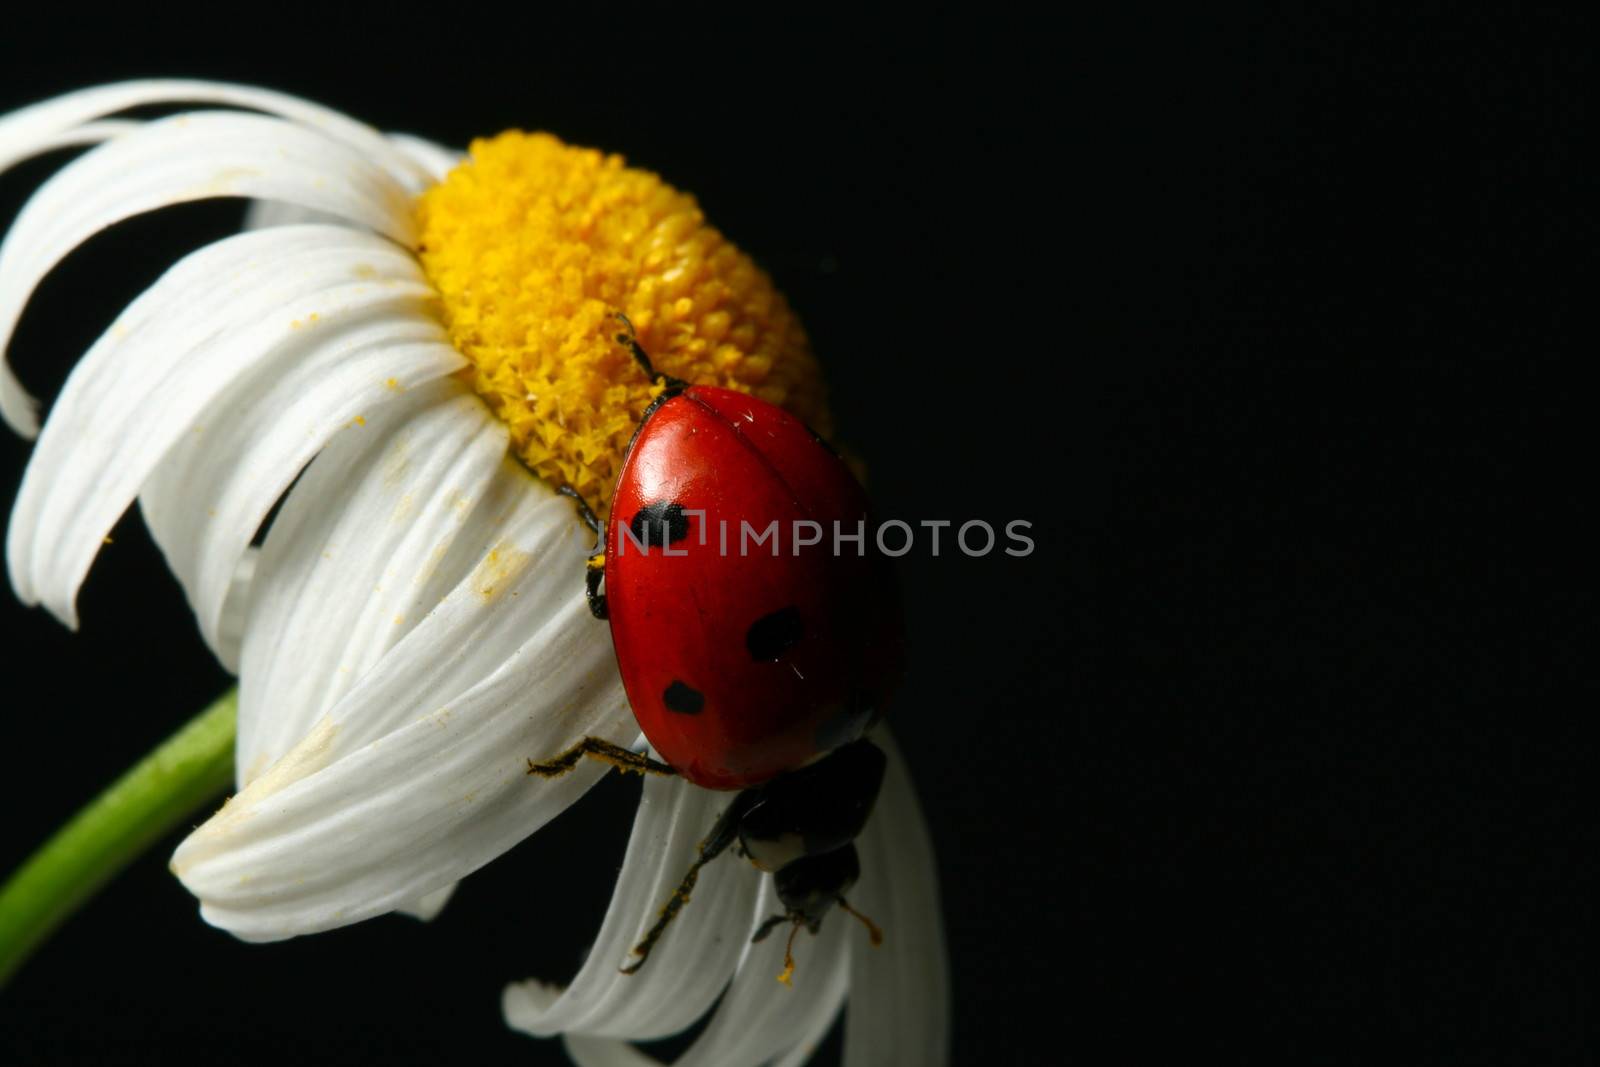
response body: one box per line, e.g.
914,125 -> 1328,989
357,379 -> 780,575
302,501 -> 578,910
531,315 -> 903,977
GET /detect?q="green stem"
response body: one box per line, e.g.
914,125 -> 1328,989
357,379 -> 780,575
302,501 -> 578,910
0,688 -> 237,987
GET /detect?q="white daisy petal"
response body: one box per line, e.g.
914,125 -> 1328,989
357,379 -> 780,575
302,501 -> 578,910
173,435 -> 633,938
386,133 -> 463,182
0,79 -> 423,185
6,225 -> 432,627
0,111 -> 416,435
238,471 -> 599,766
213,548 -> 259,667
398,882 -> 458,923
772,966 -> 853,1067
561,1034 -> 659,1067
505,776 -> 764,1041
843,734 -> 950,1067
172,582 -> 631,940
227,380 -> 508,779
240,198 -> 345,231
139,298 -> 461,668
676,878 -> 851,1067
243,135 -> 459,232
549,877 -> 852,1067
556,737 -> 948,1067
0,118 -> 138,166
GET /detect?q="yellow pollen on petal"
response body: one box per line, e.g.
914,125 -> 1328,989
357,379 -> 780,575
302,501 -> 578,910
415,131 -> 830,519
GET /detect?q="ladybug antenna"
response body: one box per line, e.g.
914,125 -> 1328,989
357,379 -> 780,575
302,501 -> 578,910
749,897 -> 881,986
751,912 -> 807,985
837,895 -> 885,947
777,922 -> 803,986
612,312 -> 688,391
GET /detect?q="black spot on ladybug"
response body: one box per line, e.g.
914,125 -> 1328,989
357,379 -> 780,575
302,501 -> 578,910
629,501 -> 691,548
813,693 -> 875,752
663,680 -> 705,715
746,606 -> 804,662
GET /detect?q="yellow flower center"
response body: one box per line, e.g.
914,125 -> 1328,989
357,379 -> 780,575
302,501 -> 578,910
415,131 -> 830,519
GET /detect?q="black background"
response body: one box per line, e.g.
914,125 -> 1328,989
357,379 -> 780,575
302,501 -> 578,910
0,7 -> 1588,1065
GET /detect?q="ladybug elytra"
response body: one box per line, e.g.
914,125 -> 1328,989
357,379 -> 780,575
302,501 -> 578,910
529,315 -> 904,978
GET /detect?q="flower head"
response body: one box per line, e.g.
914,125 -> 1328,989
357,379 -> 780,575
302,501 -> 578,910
0,81 -> 947,1063
416,129 -> 829,519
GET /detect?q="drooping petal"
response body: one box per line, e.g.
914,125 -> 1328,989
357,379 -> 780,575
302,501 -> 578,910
226,379 -> 508,780
842,733 -> 950,1067
545,876 -> 852,1067
139,293 -> 461,668
171,440 -> 634,939
0,119 -> 137,167
172,601 -> 629,940
0,112 -> 416,435
0,80 -> 424,186
772,967 -> 853,1067
560,1035 -> 659,1067
214,549 -> 259,668
240,199 -> 346,231
6,225 -> 434,627
398,882 -> 458,923
673,877 -> 851,1067
385,133 -> 463,182
552,734 -> 947,1066
504,775 -> 764,1041
244,134 -> 459,232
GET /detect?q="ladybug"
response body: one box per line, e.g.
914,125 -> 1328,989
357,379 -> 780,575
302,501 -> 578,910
529,314 -> 904,978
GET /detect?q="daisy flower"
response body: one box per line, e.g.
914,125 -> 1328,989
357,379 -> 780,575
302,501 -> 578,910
0,81 -> 948,1063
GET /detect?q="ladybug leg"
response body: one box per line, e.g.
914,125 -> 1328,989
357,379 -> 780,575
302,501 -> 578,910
612,312 -> 688,391
555,486 -> 609,620
525,737 -> 676,779
584,553 -> 607,620
620,788 -> 763,975
557,484 -> 602,537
